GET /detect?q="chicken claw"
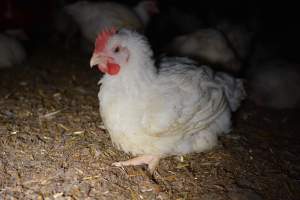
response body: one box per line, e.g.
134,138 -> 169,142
112,155 -> 161,174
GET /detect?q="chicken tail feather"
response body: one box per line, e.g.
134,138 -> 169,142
214,72 -> 246,112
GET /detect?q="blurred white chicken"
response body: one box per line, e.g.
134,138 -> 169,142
246,59 -> 300,109
65,0 -> 158,52
90,28 -> 245,173
166,28 -> 242,74
216,20 -> 254,61
147,4 -> 204,49
0,33 -> 26,68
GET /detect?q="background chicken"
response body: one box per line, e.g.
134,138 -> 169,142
246,59 -> 300,109
90,28 -> 246,172
165,28 -> 242,74
146,3 -> 204,50
215,19 -> 255,62
0,33 -> 26,68
65,0 -> 158,53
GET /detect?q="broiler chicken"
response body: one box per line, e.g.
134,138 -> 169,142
166,28 -> 242,74
65,0 -> 158,52
90,28 -> 245,173
216,20 -> 254,61
246,59 -> 300,109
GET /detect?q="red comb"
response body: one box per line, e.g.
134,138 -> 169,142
94,27 -> 117,53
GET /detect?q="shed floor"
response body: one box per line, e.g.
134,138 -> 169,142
0,46 -> 299,200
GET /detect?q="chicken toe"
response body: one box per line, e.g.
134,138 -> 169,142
112,155 -> 161,173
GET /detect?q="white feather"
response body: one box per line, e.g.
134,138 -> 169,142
247,59 -> 300,109
98,29 -> 245,157
216,20 -> 254,60
167,28 -> 242,73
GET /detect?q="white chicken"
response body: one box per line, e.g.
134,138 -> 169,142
216,20 -> 254,61
65,0 -> 158,52
246,59 -> 300,109
0,33 -> 26,68
166,28 -> 242,73
90,28 -> 246,173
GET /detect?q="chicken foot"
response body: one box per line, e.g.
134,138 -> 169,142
112,155 -> 161,174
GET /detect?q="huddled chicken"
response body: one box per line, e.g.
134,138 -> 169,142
166,28 -> 243,73
246,59 -> 300,109
216,20 -> 254,62
242,35 -> 300,109
65,0 -> 158,52
89,28 -> 246,172
0,33 -> 26,68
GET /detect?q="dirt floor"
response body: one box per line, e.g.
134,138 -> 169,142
0,46 -> 299,200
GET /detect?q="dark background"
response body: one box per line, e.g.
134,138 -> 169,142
1,0 -> 299,60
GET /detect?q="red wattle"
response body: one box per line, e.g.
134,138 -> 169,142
107,62 -> 120,75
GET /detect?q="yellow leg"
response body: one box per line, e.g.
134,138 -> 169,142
112,155 -> 161,174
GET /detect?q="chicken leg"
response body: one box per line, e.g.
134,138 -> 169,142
112,155 -> 161,174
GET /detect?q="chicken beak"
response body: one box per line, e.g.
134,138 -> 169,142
90,53 -> 106,68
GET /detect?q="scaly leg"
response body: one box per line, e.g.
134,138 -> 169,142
112,155 -> 161,174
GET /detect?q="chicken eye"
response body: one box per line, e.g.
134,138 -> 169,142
114,46 -> 120,53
